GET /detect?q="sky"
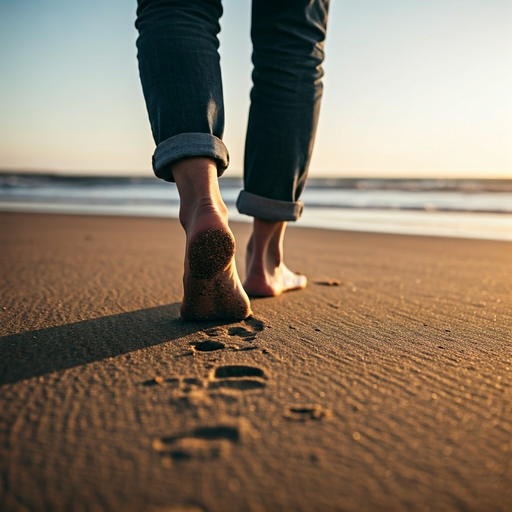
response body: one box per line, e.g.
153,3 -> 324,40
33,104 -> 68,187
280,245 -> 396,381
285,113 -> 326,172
0,0 -> 511,178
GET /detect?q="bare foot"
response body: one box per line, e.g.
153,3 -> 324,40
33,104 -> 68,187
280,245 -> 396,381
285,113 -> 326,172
243,219 -> 307,297
173,158 -> 251,321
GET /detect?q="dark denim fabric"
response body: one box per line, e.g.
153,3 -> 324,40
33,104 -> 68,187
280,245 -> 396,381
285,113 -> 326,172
136,0 -> 329,221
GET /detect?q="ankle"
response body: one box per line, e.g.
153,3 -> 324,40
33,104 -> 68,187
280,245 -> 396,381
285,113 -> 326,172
173,156 -> 217,184
247,221 -> 285,267
173,157 -> 221,204
173,157 -> 227,230
179,196 -> 228,231
266,245 -> 283,267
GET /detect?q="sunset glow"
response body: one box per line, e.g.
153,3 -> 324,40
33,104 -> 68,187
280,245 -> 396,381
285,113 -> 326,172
0,0 -> 510,178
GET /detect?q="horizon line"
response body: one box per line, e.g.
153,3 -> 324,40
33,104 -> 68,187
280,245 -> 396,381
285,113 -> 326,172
1,168 -> 511,181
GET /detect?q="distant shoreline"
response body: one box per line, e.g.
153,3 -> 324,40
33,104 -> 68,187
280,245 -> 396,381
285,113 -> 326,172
1,171 -> 512,192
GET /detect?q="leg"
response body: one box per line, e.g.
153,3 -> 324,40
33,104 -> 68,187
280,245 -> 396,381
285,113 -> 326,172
136,1 -> 251,320
173,158 -> 251,321
136,0 -> 228,179
238,0 -> 329,296
244,219 -> 307,297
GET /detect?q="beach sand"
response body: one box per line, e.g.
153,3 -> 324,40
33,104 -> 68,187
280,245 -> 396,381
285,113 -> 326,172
1,212 -> 511,512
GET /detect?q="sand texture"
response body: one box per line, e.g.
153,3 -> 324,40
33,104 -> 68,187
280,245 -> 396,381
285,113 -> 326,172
1,212 -> 511,512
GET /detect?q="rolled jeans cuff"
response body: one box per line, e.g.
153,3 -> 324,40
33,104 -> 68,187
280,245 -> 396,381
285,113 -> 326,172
152,133 -> 229,182
236,190 -> 304,222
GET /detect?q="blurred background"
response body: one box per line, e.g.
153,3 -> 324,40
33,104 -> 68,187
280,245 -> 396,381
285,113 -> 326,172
1,0 -> 511,239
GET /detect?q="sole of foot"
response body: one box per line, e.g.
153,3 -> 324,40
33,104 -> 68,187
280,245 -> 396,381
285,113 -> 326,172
180,228 -> 252,322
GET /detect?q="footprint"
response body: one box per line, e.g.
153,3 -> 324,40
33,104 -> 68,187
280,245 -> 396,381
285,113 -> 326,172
228,326 -> 254,337
227,326 -> 256,342
210,379 -> 266,391
183,377 -> 202,385
225,317 -> 265,343
245,317 -> 265,332
214,365 -> 265,379
163,425 -> 241,442
153,425 -> 242,460
181,377 -> 205,392
195,317 -> 265,347
192,339 -> 226,352
142,377 -> 165,386
209,365 -> 267,391
283,404 -> 331,421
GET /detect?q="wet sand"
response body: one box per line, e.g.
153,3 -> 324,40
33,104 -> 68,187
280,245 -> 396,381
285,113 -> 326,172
1,212 -> 511,512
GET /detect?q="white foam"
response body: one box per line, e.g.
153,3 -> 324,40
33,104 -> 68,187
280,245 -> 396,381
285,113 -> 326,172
1,201 -> 511,242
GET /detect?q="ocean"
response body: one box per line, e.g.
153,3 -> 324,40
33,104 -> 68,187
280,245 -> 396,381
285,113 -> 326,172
1,174 -> 511,241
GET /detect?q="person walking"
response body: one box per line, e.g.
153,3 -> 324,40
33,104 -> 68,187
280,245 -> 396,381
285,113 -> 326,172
135,0 -> 330,320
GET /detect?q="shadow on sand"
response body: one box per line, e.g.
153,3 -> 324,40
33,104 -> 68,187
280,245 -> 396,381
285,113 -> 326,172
0,303 -> 213,386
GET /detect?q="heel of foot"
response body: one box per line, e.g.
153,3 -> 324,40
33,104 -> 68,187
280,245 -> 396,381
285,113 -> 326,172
188,229 -> 235,280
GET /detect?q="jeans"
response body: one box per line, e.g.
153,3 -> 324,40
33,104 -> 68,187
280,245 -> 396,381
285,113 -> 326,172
136,0 -> 329,221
